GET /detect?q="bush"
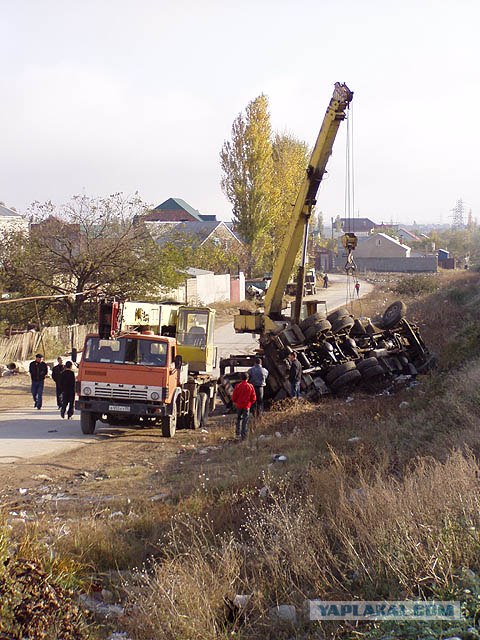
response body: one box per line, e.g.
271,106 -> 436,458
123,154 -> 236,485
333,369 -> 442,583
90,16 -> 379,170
394,274 -> 438,297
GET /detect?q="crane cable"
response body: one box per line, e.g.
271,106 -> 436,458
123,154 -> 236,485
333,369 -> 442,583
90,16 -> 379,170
343,104 -> 360,309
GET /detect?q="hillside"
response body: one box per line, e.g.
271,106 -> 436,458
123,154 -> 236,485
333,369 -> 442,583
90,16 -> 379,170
1,270 -> 480,639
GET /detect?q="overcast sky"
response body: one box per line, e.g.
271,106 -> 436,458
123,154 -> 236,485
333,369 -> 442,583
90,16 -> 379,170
1,0 -> 478,226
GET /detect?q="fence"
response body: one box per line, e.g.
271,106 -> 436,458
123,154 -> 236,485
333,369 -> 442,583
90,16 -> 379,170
0,324 -> 96,364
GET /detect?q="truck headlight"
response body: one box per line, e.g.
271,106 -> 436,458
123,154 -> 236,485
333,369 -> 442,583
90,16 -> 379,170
83,386 -> 92,396
150,391 -> 160,400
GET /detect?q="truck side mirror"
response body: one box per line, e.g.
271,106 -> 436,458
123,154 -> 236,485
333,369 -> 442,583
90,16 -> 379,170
71,347 -> 78,363
174,355 -> 183,369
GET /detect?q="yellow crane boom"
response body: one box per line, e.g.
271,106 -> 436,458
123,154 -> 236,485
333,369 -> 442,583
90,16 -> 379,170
264,82 -> 353,319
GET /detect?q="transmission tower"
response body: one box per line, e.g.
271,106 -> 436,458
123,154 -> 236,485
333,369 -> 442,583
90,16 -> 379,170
451,198 -> 465,228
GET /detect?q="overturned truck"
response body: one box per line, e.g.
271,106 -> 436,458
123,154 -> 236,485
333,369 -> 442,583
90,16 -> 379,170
217,82 -> 434,407
218,300 -> 436,406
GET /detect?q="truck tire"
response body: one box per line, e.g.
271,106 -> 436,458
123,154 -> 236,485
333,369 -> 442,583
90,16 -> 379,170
356,357 -> 379,373
80,411 -> 96,435
361,365 -> 384,380
330,369 -> 361,391
161,403 -> 177,438
304,319 -> 332,341
299,312 -> 327,331
197,392 -> 209,428
331,316 -> 355,334
327,307 -> 350,324
325,361 -> 357,385
382,300 -> 407,329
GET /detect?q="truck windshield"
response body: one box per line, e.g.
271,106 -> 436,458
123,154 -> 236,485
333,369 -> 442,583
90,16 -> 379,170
84,337 -> 168,367
176,310 -> 209,347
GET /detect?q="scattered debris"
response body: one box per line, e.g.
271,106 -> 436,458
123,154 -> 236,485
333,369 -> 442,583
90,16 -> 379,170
269,604 -> 297,624
150,493 -> 169,502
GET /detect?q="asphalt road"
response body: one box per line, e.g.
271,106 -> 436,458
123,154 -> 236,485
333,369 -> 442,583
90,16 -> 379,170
0,274 -> 372,464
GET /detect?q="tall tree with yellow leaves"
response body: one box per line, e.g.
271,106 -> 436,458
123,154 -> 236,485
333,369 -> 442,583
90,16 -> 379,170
220,95 -> 275,276
221,98 -> 309,276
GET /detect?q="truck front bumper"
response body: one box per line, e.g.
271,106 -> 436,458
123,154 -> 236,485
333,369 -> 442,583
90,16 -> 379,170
75,398 -> 167,417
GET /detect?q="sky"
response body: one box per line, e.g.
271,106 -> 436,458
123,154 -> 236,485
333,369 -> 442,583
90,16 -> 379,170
1,0 -> 479,226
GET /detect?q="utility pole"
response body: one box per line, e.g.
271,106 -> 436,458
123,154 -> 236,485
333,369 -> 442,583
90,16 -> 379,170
451,198 -> 465,228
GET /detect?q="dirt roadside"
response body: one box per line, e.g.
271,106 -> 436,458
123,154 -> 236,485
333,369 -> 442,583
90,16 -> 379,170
0,374 -> 234,510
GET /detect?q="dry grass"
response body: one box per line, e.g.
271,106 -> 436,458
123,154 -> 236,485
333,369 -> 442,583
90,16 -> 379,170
117,271 -> 480,638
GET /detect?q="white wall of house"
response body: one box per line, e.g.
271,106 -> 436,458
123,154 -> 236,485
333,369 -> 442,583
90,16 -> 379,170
354,233 -> 410,258
162,271 -> 243,305
0,217 -> 28,235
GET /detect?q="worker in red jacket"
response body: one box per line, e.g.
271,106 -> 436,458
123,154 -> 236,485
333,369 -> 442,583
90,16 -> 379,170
231,372 -> 256,440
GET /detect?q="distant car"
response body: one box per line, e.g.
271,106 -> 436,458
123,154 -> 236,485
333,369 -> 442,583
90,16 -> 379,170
246,284 -> 264,300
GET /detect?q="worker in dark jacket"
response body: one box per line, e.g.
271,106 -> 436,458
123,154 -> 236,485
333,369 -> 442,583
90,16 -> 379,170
287,352 -> 302,399
60,361 -> 76,419
231,372 -> 256,440
51,357 -> 65,409
29,353 -> 48,410
247,357 -> 269,415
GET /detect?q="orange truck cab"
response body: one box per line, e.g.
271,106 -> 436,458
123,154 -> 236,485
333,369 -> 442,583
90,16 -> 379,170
75,301 -> 217,438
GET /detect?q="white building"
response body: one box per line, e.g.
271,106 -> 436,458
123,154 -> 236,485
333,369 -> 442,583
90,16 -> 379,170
0,203 -> 28,235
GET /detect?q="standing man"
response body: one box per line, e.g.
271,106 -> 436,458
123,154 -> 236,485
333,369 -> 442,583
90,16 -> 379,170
323,273 -> 329,289
29,353 -> 48,410
354,281 -> 360,297
287,352 -> 302,399
248,357 -> 269,415
51,356 -> 65,409
231,372 -> 256,440
60,361 -> 76,419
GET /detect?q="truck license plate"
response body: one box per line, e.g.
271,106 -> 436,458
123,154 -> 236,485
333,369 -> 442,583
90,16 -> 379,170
108,405 -> 131,412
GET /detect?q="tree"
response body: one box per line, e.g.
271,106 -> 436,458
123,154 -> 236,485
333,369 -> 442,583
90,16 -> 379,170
268,132 -> 310,265
220,98 -> 310,277
220,95 -> 275,276
1,194 -> 184,325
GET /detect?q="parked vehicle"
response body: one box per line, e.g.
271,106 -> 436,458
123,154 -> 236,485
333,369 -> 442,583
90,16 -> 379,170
75,301 -> 217,437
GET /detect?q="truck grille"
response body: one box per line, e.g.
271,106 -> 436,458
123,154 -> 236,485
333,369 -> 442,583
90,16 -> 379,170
93,383 -> 148,401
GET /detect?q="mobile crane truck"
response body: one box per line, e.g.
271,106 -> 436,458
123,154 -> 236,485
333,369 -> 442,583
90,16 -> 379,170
75,300 -> 217,437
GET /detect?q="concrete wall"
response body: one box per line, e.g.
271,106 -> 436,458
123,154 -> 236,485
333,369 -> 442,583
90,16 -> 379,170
354,256 -> 438,273
163,272 -> 244,305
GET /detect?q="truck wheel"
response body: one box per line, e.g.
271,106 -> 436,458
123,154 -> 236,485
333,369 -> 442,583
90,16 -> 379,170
382,300 -> 407,329
362,365 -> 385,380
331,316 -> 355,334
197,392 -> 209,428
325,361 -> 357,385
304,319 -> 332,341
330,369 -> 361,391
327,307 -> 350,324
356,357 -> 379,373
161,404 -> 177,438
80,411 -> 96,435
299,312 -> 327,331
